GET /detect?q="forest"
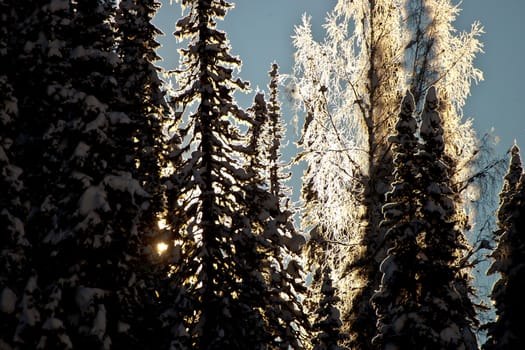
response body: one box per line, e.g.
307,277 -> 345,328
1,0 -> 524,349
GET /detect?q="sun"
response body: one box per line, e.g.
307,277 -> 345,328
156,242 -> 169,255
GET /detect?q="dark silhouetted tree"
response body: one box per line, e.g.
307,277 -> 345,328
416,87 -> 478,349
0,1 -> 167,348
371,91 -> 422,348
484,144 -> 525,349
373,88 -> 478,349
0,57 -> 30,350
246,66 -> 310,349
311,267 -> 348,350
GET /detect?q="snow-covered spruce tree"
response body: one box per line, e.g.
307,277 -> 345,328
0,11 -> 31,343
491,144 -> 523,239
114,2 -> 170,343
416,87 -> 478,349
245,67 -> 309,349
0,0 -> 18,69
405,2 -> 508,332
0,68 -> 30,349
266,63 -> 290,201
33,2 -> 128,347
244,90 -> 309,350
484,145 -> 525,349
371,91 -> 423,348
44,1 -> 165,348
1,1 -> 164,348
292,1 -> 486,347
163,2 -> 307,349
373,89 -> 477,349
115,0 -> 168,203
311,267 -> 348,350
3,2 -> 76,347
246,92 -> 268,172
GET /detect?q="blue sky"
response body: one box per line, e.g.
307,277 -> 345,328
154,0 -> 525,157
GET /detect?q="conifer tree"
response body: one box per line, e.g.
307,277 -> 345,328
33,2 -> 147,347
373,88 -> 477,349
0,12 -> 31,343
311,267 -> 348,350
250,66 -> 309,349
0,68 -> 30,350
404,0 -> 484,192
371,91 -> 422,348
164,2 -> 307,349
266,63 -> 290,201
417,87 -> 477,349
492,144 -> 522,238
246,92 -> 267,173
0,0 -> 18,69
114,2 -> 170,342
484,145 -> 525,349
245,89 -> 309,350
406,1 -> 503,329
0,1 -> 164,348
115,0 -> 168,199
5,2 -> 77,346
0,0 -> 25,299
404,0 -> 485,238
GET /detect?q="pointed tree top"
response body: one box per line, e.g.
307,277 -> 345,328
420,86 -> 444,145
425,86 -> 438,108
254,91 -> 266,106
509,143 -> 522,166
401,90 -> 415,115
505,142 -> 523,188
270,62 -> 279,74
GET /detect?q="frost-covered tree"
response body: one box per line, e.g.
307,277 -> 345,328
292,1 -> 485,347
293,2 -> 404,346
404,0 -> 483,112
484,145 -> 525,349
163,2 -> 307,349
